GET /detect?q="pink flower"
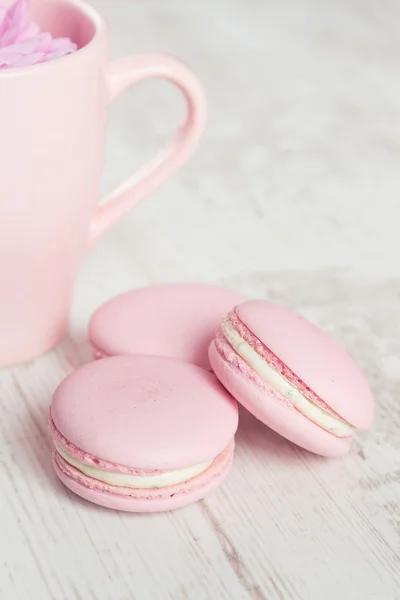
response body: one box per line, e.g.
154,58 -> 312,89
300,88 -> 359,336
0,0 -> 76,69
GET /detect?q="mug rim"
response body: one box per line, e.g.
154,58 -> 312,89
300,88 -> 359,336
0,0 -> 106,76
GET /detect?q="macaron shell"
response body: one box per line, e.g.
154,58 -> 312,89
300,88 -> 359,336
51,355 -> 238,470
236,300 -> 374,429
88,284 -> 243,370
209,341 -> 352,457
53,442 -> 233,512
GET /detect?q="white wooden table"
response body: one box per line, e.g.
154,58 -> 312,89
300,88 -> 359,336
1,1 -> 399,598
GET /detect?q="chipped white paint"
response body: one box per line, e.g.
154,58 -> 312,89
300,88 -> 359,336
0,1 -> 399,598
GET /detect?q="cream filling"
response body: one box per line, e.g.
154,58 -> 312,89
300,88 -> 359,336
221,317 -> 354,437
56,445 -> 212,489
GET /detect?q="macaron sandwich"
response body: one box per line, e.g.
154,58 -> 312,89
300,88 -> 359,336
209,300 -> 374,457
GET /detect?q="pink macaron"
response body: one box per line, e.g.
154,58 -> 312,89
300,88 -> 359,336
50,355 -> 238,512
209,300 -> 374,457
88,284 -> 243,371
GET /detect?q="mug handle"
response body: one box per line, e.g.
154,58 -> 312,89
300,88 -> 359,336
89,53 -> 207,244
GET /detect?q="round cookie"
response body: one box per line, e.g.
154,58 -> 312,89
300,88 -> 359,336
88,284 -> 243,370
209,300 -> 374,457
50,355 -> 239,512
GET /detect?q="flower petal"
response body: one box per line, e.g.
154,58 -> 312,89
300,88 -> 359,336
0,0 -> 29,44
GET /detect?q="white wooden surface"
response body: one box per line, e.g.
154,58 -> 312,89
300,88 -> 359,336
1,1 -> 399,598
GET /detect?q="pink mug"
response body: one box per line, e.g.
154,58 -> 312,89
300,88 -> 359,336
0,0 -> 206,367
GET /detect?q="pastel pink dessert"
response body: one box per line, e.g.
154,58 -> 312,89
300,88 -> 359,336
50,355 -> 238,512
88,284 -> 243,370
209,300 -> 374,457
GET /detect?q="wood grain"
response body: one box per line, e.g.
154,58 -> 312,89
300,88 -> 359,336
1,0 -> 399,598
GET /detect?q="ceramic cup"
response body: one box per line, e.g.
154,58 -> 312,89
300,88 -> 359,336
0,0 -> 206,368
